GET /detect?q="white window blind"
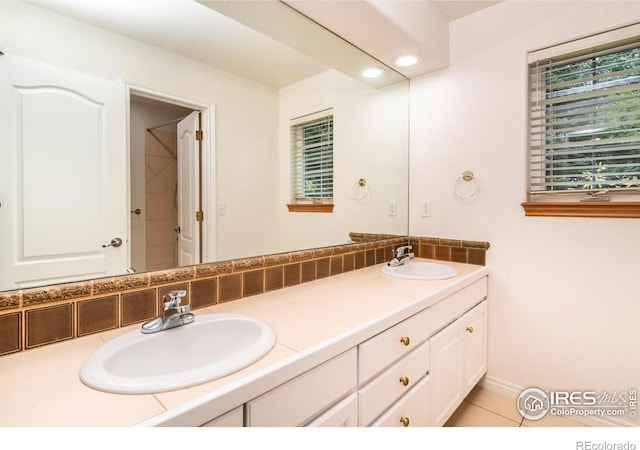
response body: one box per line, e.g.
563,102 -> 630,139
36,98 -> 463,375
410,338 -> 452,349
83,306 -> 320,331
528,27 -> 640,197
290,109 -> 334,201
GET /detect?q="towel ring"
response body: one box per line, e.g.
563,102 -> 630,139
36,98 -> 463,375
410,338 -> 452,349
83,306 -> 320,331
454,170 -> 479,199
351,178 -> 369,201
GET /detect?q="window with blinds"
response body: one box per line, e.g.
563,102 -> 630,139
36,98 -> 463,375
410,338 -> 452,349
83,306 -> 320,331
528,35 -> 640,198
290,109 -> 334,202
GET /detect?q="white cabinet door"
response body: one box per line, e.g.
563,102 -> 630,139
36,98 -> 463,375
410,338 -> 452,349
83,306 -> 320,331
430,299 -> 489,426
0,55 -> 127,290
462,300 -> 488,395
429,316 -> 464,427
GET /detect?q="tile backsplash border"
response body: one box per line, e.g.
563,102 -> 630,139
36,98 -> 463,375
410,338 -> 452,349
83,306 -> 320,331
0,235 -> 489,356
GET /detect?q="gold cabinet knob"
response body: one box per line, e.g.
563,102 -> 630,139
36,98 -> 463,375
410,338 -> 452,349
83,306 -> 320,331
399,376 -> 409,387
400,336 -> 410,346
466,326 -> 474,333
400,416 -> 410,427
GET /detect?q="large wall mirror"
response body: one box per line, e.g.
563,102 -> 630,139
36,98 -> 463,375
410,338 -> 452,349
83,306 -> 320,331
0,0 -> 409,292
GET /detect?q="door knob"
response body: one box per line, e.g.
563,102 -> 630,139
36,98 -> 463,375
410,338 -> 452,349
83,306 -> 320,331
400,417 -> 410,427
400,336 -> 410,346
102,238 -> 123,248
466,326 -> 474,333
399,376 -> 409,387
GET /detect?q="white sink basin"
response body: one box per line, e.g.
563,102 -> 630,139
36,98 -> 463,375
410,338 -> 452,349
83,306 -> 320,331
80,313 -> 276,394
381,261 -> 459,280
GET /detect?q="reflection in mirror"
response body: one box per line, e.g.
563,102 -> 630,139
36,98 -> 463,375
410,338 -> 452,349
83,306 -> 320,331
0,0 -> 409,292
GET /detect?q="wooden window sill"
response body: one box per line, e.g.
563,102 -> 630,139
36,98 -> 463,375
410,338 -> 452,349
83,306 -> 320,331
522,202 -> 640,218
287,203 -> 334,213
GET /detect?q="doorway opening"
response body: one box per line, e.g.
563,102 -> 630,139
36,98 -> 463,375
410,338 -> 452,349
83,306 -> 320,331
129,94 -> 202,273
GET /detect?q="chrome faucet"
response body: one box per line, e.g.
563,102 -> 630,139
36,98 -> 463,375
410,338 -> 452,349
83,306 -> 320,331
388,245 -> 415,267
141,290 -> 195,334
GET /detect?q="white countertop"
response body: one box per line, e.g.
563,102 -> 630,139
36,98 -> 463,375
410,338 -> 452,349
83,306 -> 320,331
0,259 -> 488,426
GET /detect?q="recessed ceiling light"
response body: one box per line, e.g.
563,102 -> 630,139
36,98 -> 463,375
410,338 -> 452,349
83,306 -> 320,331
361,66 -> 385,79
394,54 -> 420,67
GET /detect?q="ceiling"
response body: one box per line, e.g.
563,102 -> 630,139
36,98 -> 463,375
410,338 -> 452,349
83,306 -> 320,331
27,0 -> 500,88
284,1 -> 501,78
432,1 -> 501,21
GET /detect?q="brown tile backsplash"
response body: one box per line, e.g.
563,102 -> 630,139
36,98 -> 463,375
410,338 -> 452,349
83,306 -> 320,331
121,289 -> 156,326
330,255 -> 343,276
0,291 -> 20,311
468,248 -> 487,266
93,273 -> 149,295
301,260 -> 317,283
365,249 -> 376,267
316,257 -> 331,279
150,267 -> 195,286
343,253 -> 355,273
243,270 -> 265,297
0,235 -> 489,357
195,261 -> 233,278
218,274 -> 242,303
26,304 -> 74,349
190,278 -> 217,308
0,312 -> 21,356
284,263 -> 301,287
23,282 -> 91,307
265,253 -> 291,267
451,247 -> 468,263
77,295 -> 119,337
234,257 -> 265,272
435,245 -> 452,261
375,247 -> 387,265
419,243 -> 435,259
265,266 -> 284,292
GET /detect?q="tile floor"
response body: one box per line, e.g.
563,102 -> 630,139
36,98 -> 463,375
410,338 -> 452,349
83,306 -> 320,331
445,386 -> 585,427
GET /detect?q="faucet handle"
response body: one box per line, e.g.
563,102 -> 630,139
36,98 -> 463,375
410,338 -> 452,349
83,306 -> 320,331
395,245 -> 413,257
163,290 -> 187,309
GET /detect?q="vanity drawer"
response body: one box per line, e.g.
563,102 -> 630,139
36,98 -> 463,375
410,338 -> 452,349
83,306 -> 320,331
358,341 -> 429,426
431,277 -> 487,333
246,348 -> 357,427
306,393 -> 358,427
358,307 -> 431,383
200,406 -> 243,427
370,375 -> 432,427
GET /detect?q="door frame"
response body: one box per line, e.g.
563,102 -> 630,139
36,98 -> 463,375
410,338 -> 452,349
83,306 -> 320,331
123,80 -> 216,264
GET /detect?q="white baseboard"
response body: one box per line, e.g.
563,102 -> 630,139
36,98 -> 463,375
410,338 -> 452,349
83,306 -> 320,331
478,375 -> 636,427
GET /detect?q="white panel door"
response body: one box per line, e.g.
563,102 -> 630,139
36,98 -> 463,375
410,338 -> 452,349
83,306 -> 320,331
176,111 -> 200,266
0,55 -> 127,290
463,300 -> 488,395
429,318 -> 464,426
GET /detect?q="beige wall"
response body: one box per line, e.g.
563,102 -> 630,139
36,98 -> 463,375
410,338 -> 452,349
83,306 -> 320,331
409,1 -> 640,426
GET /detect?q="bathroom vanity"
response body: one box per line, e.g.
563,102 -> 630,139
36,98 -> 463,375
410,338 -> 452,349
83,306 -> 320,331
0,258 -> 488,427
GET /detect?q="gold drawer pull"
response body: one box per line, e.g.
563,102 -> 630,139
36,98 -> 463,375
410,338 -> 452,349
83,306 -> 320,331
400,336 -> 410,346
466,326 -> 474,333
400,416 -> 410,427
399,376 -> 409,387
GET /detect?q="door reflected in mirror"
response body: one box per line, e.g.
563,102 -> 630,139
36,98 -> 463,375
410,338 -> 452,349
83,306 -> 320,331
0,0 -> 408,292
